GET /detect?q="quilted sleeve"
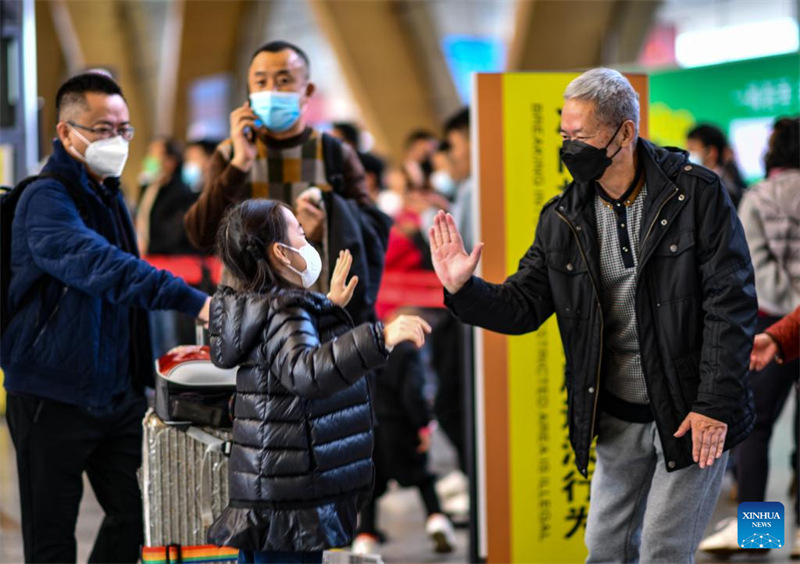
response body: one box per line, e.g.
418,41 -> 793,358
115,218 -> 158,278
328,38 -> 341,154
24,181 -> 207,316
262,305 -> 388,399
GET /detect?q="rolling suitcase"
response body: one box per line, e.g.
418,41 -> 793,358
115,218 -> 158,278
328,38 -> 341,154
140,338 -> 238,562
154,343 -> 236,428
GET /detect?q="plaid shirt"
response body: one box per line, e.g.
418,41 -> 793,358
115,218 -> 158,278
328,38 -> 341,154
217,128 -> 332,204
595,182 -> 649,404
185,127 -> 372,296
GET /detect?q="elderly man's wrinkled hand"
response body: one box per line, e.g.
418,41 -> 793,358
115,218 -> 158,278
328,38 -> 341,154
674,412 -> 728,469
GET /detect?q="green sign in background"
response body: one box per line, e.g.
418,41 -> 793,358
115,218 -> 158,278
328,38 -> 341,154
650,52 -> 800,183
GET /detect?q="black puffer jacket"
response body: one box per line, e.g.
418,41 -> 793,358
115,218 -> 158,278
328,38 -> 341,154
206,286 -> 388,551
447,139 -> 757,476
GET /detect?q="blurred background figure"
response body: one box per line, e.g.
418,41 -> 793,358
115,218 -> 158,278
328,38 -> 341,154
352,310 -> 455,557
182,139 -> 218,194
425,107 -> 476,522
332,121 -> 362,153
332,121 -> 388,200
700,116 -> 800,558
403,129 -> 438,190
377,166 -> 411,219
136,137 -> 199,258
429,140 -> 458,204
444,108 -> 473,252
135,137 -> 202,356
686,123 -> 748,208
360,152 -> 387,202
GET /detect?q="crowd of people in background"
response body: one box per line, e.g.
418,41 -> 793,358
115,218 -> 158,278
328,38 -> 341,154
2,36 -> 799,564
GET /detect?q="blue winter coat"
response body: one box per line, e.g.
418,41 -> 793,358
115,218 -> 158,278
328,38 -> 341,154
1,140 -> 207,408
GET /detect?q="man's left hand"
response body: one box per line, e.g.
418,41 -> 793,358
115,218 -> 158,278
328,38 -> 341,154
296,198 -> 325,243
674,412 -> 728,469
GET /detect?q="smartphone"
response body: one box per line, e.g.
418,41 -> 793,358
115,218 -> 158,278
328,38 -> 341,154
243,118 -> 263,143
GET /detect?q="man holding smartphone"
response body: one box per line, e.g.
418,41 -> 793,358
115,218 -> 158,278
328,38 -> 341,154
185,40 -> 390,324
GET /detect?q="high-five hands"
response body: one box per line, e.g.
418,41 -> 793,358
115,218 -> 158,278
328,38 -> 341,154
327,250 -> 359,307
429,211 -> 484,294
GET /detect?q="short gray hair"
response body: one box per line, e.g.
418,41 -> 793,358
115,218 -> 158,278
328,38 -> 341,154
564,68 -> 640,135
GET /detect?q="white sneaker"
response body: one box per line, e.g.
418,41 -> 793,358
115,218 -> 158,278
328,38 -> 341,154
352,533 -> 379,555
442,491 -> 470,518
436,470 -> 468,500
698,517 -> 751,556
426,513 -> 456,553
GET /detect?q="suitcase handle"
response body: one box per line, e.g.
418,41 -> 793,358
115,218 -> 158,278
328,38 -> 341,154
166,544 -> 182,564
195,321 -> 206,347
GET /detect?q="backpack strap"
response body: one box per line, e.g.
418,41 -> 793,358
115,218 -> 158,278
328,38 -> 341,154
321,133 -> 346,194
38,171 -> 92,224
3,172 -> 91,329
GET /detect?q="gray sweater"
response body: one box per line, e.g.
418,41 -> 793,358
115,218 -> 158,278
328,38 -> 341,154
738,169 -> 800,316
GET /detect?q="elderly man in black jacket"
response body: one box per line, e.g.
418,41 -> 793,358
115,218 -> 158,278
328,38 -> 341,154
430,68 -> 756,562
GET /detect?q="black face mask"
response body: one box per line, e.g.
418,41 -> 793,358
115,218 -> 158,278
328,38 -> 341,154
560,122 -> 625,183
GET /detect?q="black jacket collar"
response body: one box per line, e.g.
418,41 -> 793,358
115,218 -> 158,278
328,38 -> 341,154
557,138 -> 689,222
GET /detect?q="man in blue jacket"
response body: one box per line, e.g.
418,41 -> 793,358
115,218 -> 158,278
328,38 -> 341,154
1,73 -> 211,563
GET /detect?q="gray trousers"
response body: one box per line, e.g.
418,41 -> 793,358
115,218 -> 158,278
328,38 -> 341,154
585,413 -> 727,563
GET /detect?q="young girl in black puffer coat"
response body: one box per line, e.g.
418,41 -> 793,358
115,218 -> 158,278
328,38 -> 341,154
206,199 -> 431,563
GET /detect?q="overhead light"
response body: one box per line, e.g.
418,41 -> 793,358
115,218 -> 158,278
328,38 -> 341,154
675,17 -> 799,68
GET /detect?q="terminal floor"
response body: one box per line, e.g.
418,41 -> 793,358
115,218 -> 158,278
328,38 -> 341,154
0,399 -> 796,564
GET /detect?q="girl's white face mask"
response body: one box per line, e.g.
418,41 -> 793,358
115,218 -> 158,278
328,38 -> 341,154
278,242 -> 322,288
68,124 -> 129,178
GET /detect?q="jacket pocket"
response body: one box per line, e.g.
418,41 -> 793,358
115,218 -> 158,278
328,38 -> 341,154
652,230 -> 700,305
547,252 -> 591,320
673,351 -> 701,412
32,286 -> 69,350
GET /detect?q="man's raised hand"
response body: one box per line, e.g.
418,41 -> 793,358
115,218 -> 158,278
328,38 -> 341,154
429,210 -> 483,294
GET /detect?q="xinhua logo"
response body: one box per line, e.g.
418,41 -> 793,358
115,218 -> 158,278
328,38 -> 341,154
737,502 -> 784,549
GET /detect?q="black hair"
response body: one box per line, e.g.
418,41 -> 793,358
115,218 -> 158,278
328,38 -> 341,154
250,40 -> 311,78
333,122 -> 360,148
158,137 -> 184,169
765,116 -> 800,172
186,139 -> 219,157
359,153 -> 386,188
56,72 -> 125,119
216,199 -> 294,292
405,129 -> 436,149
687,124 -> 728,157
443,107 -> 470,136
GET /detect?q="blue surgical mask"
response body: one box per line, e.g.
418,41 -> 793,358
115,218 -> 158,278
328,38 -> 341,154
182,161 -> 203,191
430,170 -> 457,199
249,91 -> 301,133
688,151 -> 704,166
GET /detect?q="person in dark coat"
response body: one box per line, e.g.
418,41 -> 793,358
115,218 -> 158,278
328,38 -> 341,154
352,320 -> 455,555
206,199 -> 431,563
136,137 -> 203,355
429,68 -> 757,562
135,137 -> 199,257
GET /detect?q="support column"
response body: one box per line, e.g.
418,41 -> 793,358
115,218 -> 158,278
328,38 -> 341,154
309,0 -> 443,160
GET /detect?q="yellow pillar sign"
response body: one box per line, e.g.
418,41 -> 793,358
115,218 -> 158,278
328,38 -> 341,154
473,72 -> 648,563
